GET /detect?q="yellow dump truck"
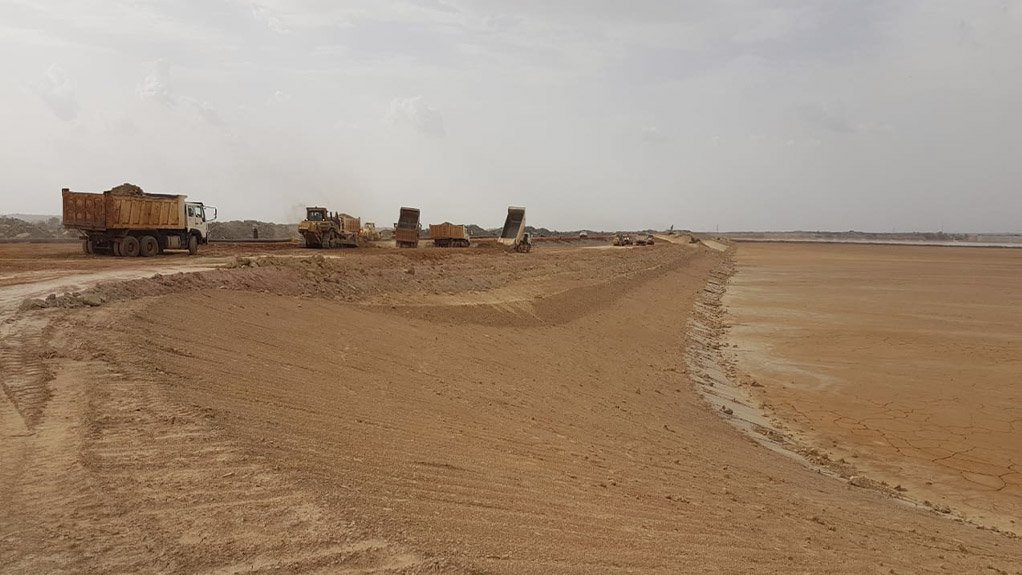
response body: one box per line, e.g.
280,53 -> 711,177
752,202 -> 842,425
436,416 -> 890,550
298,207 -> 361,248
61,184 -> 217,256
394,207 -> 421,248
499,206 -> 531,252
429,223 -> 471,247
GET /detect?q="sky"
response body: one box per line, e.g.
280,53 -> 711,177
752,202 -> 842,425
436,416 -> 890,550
0,0 -> 1019,232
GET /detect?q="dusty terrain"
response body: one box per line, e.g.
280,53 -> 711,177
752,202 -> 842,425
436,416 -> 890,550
2,241 -> 1022,574
724,243 -> 1022,535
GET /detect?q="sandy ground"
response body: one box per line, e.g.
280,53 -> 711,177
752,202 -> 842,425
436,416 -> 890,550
724,243 -> 1022,535
2,242 -> 1021,573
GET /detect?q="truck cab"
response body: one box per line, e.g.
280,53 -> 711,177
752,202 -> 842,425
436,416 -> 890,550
306,207 -> 328,221
186,202 -> 216,243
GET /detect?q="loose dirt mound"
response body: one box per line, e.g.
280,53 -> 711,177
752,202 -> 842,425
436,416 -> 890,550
209,220 -> 299,240
106,182 -> 145,195
33,247 -> 696,327
0,216 -> 73,240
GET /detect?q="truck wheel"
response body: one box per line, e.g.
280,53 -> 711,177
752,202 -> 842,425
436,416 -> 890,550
81,239 -> 94,255
112,242 -> 122,257
120,235 -> 140,257
139,235 -> 159,257
188,235 -> 199,255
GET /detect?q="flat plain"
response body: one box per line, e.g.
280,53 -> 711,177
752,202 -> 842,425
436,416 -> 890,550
725,242 -> 1022,534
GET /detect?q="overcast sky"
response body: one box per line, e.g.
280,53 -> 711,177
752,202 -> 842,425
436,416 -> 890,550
1,1 -> 1019,231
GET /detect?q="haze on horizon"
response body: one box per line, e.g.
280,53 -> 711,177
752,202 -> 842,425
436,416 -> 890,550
0,1 -> 1019,233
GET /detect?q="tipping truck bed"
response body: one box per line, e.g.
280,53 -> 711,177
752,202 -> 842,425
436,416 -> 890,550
394,207 -> 421,248
498,207 -> 527,246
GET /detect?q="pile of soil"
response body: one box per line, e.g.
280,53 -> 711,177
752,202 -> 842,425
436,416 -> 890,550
23,246 -> 699,326
106,183 -> 145,195
208,220 -> 299,240
0,216 -> 73,240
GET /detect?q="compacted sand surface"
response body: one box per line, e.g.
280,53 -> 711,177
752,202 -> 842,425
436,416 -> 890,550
725,243 -> 1022,535
2,242 -> 1021,573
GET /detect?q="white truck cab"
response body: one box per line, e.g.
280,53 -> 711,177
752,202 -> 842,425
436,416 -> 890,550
186,202 -> 217,240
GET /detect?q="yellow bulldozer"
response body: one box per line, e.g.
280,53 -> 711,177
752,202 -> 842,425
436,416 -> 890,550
299,207 -> 361,248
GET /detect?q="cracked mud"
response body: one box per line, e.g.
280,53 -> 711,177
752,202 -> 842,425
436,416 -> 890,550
724,242 -> 1022,535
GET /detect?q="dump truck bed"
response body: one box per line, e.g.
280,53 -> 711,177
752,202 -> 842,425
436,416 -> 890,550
429,223 -> 470,247
395,207 -> 422,248
338,213 -> 361,234
498,207 -> 526,246
62,189 -> 186,232
429,223 -> 469,240
397,207 -> 420,229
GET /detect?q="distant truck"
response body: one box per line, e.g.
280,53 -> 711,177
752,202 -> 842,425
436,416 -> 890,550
498,206 -> 531,253
394,207 -> 421,248
299,207 -> 361,248
635,234 -> 655,246
62,184 -> 216,257
612,233 -> 633,246
429,223 -> 471,248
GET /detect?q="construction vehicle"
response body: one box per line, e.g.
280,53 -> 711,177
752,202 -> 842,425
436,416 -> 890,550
361,222 -> 381,241
429,223 -> 471,247
635,234 -> 655,246
517,232 -> 533,253
612,233 -> 633,246
498,206 -> 531,253
298,207 -> 361,248
62,183 -> 217,257
394,207 -> 421,248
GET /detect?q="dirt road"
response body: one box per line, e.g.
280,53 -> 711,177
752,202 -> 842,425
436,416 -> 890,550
724,243 -> 1022,535
2,242 -> 1021,573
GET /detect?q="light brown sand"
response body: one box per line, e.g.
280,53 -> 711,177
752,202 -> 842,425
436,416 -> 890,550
3,242 -> 1022,573
726,243 -> 1022,534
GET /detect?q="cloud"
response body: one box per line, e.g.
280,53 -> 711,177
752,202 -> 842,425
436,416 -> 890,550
137,59 -> 174,104
136,59 -> 222,126
385,96 -> 446,137
30,64 -> 79,121
798,104 -> 855,134
267,90 -> 292,105
251,4 -> 290,34
640,126 -> 669,144
798,104 -> 894,136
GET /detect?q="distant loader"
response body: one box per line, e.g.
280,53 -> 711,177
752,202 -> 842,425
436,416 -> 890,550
361,222 -> 381,242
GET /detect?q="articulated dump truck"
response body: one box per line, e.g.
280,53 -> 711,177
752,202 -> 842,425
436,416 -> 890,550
62,184 -> 216,257
299,207 -> 361,248
394,207 -> 421,248
429,223 -> 471,248
499,206 -> 531,253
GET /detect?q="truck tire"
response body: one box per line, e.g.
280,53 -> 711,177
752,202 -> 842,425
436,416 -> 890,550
121,236 -> 140,257
188,235 -> 198,255
112,241 -> 122,257
139,235 -> 159,257
82,239 -> 94,255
